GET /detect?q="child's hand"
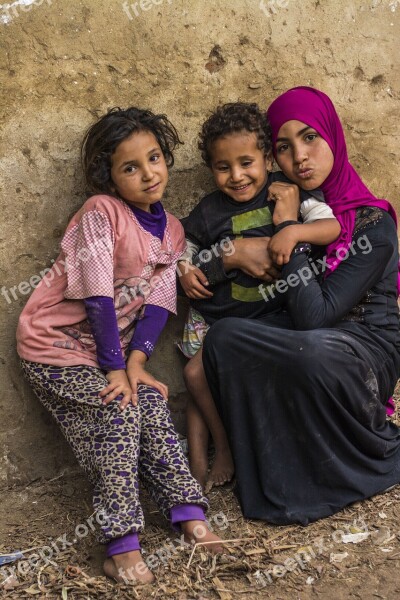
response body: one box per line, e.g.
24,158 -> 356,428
268,181 -> 300,225
178,261 -> 213,299
100,369 -> 134,411
127,350 -> 168,402
268,227 -> 300,266
225,237 -> 281,282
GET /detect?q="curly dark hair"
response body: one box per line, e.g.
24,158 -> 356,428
198,102 -> 272,167
81,107 -> 183,196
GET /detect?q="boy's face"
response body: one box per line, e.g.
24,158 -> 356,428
210,131 -> 272,203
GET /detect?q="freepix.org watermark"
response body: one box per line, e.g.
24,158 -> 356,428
258,234 -> 373,302
1,234 -> 113,305
1,235 -> 235,306
0,510 -> 110,584
117,237 -> 235,304
122,0 -> 173,20
259,0 -> 289,18
117,510 -> 229,584
178,237 -> 235,273
252,515 -> 370,587
0,0 -> 52,25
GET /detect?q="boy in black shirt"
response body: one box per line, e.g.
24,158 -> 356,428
178,103 -> 340,491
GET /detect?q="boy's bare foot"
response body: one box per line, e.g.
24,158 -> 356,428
181,519 -> 225,554
189,453 -> 209,490
104,550 -> 155,585
205,447 -> 234,493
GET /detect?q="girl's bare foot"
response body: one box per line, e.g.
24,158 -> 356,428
205,446 -> 234,493
103,549 -> 155,585
181,519 -> 225,554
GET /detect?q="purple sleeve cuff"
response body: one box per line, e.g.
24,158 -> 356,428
170,504 -> 206,531
106,532 -> 141,557
84,296 -> 126,372
129,305 -> 169,358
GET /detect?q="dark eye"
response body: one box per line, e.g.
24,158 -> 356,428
216,165 -> 229,172
276,144 -> 289,153
305,133 -> 318,142
150,154 -> 160,162
242,160 -> 253,167
125,165 -> 136,173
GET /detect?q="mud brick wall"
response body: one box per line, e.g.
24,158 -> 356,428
0,0 -> 399,485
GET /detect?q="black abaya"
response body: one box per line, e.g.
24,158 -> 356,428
203,209 -> 400,524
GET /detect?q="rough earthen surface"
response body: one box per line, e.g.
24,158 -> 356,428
0,0 -> 399,485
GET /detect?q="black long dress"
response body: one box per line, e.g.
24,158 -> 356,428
203,208 -> 400,525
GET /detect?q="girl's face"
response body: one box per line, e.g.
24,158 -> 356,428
111,130 -> 168,211
274,120 -> 334,190
210,131 -> 272,202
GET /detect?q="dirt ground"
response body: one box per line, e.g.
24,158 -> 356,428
1,2 -> 399,598
2,0 -> 400,490
1,387 -> 400,600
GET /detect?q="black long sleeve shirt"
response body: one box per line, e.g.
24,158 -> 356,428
281,207 -> 400,350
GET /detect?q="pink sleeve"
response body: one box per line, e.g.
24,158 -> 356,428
145,221 -> 186,314
145,262 -> 179,314
62,210 -> 115,299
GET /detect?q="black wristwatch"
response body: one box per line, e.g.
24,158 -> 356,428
274,220 -> 301,234
291,242 -> 312,256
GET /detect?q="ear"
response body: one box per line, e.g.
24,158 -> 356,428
264,151 -> 273,172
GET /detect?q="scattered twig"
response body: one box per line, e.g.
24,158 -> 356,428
186,538 -> 255,569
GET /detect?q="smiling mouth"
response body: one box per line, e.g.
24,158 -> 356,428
230,183 -> 251,191
144,182 -> 161,192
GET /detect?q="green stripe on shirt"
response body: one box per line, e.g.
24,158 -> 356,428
231,281 -> 275,302
231,206 -> 272,234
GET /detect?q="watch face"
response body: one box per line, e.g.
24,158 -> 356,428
294,243 -> 311,254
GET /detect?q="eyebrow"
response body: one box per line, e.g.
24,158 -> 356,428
213,155 -> 255,164
276,126 -> 314,142
120,147 -> 160,167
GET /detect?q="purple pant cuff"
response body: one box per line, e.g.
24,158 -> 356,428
170,504 -> 206,531
106,532 -> 141,557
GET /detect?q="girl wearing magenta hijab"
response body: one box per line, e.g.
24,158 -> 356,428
202,87 -> 400,524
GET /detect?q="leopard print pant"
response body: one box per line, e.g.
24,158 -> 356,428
21,360 -> 208,543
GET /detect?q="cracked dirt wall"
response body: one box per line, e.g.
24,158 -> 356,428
0,0 -> 399,486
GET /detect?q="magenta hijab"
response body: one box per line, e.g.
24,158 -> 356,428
267,86 -> 398,275
268,87 -> 398,415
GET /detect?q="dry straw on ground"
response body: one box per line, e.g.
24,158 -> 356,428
1,385 -> 400,599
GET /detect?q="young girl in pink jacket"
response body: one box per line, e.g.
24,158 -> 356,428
17,107 -> 223,584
